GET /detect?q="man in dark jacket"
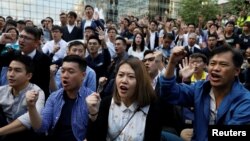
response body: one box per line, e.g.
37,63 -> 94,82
0,26 -> 51,99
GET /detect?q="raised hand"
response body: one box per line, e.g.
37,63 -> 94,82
0,33 -> 16,44
26,90 -> 39,107
169,46 -> 186,65
86,92 -> 101,117
52,44 -> 60,54
96,26 -> 105,41
50,64 -> 58,78
179,57 -> 195,80
97,77 -> 108,93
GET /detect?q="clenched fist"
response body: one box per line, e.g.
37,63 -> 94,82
26,90 -> 39,107
86,93 -> 101,117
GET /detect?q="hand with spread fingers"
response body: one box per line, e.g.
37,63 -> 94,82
179,57 -> 195,80
96,26 -> 105,41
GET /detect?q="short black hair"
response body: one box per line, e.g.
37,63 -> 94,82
190,53 -> 208,64
107,27 -> 118,34
68,40 -> 85,50
150,20 -> 158,26
208,33 -> 218,39
0,16 -> 5,21
85,26 -> 95,32
46,17 -> 54,24
85,5 -> 94,10
17,20 -> 25,25
187,23 -> 196,27
68,11 -> 77,19
12,55 -> 34,74
52,25 -> 63,33
115,36 -> 126,45
62,55 -> 87,72
23,26 -> 41,40
88,35 -> 101,45
163,32 -> 174,40
6,20 -> 17,27
143,50 -> 154,58
209,47 -> 243,68
225,21 -> 235,26
124,18 -> 130,24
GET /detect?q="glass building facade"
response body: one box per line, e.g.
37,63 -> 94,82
0,0 -> 81,25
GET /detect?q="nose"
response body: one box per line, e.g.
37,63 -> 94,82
61,71 -> 69,79
211,64 -> 221,72
8,70 -> 15,77
121,76 -> 128,83
75,51 -> 80,56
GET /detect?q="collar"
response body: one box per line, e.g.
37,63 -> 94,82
191,71 -> 208,83
120,101 -> 138,113
67,24 -> 75,28
10,83 -> 31,97
22,49 -> 36,59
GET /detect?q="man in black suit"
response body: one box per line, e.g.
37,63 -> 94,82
62,11 -> 83,42
0,26 -> 51,99
184,33 -> 202,57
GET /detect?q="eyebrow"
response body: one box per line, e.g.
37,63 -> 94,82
118,71 -> 135,75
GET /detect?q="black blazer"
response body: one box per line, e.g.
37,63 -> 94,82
184,45 -> 202,57
148,32 -> 159,50
86,96 -> 178,141
0,46 -> 51,99
62,26 -> 83,42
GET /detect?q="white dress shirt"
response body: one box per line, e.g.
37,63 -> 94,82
42,39 -> 68,62
107,98 -> 150,141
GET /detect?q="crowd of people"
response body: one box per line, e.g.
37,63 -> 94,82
0,4 -> 250,141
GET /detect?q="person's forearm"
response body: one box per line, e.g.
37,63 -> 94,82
0,119 -> 27,135
28,107 -> 42,130
164,59 -> 177,78
49,75 -> 58,92
101,40 -> 107,49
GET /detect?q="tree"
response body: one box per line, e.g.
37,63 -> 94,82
178,0 -> 219,25
223,0 -> 250,15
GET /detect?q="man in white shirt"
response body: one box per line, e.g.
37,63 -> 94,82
80,5 -> 104,38
62,11 -> 83,42
42,25 -> 67,63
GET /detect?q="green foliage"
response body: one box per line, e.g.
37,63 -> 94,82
223,0 -> 250,15
178,0 -> 219,24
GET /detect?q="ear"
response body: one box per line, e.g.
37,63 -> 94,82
234,67 -> 241,77
26,73 -> 33,81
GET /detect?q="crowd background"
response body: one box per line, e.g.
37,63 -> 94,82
0,3 -> 250,141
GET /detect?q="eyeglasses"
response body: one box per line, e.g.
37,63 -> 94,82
18,35 -> 35,41
142,57 -> 155,63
